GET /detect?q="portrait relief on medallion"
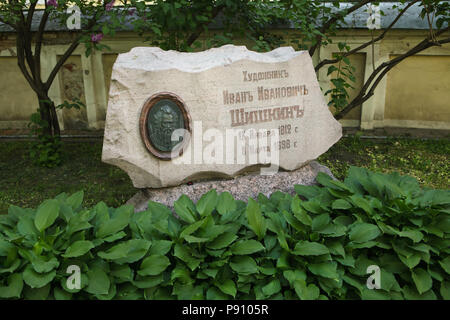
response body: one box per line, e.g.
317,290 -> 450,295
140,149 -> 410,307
139,92 -> 191,160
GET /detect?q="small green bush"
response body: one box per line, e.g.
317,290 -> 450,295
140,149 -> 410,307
0,167 -> 449,300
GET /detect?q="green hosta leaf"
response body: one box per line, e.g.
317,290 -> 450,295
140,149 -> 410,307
258,264 -> 277,276
66,190 -> 84,210
7,205 -> 27,223
0,259 -> 20,274
293,280 -> 320,300
180,218 -> 207,239
215,279 -> 236,298
344,166 -> 368,194
173,283 -> 204,299
85,267 -> 110,295
264,235 -> 277,251
203,269 -> 219,279
206,287 -> 229,300
207,232 -> 238,250
360,288 -> 391,300
96,283 -> 117,300
0,273 -> 23,298
301,199 -> 323,214
96,205 -> 132,238
308,262 -> 339,279
66,213 -> 92,236
281,210 -> 305,232
411,268 -> 433,294
402,285 -> 437,300
230,256 -> 258,274
17,216 -> 38,237
245,198 -> 266,240
139,255 -> 171,276
283,270 -> 307,285
262,279 -> 281,297
334,216 -> 353,227
103,231 -> 127,243
317,223 -> 347,237
441,281 -> 450,300
327,241 -> 345,257
350,195 -> 374,215
411,268 -> 433,295
171,264 -> 193,284
23,265 -> 56,289
184,235 -> 210,243
342,274 -> 364,292
332,199 -> 352,210
398,229 -> 424,243
0,239 -> 15,256
427,265 -> 444,282
336,255 -> 355,268
439,257 -> 450,274
293,241 -> 329,256
116,283 -> 143,300
34,199 -> 60,232
54,287 -> 72,300
62,240 -> 95,258
149,240 -> 173,256
111,264 -> 133,282
380,270 -> 400,292
197,224 -> 229,240
174,195 -> 197,224
347,241 -> 378,250
294,185 -> 321,199
31,254 -> 59,273
230,240 -> 265,255
291,196 -> 312,226
312,214 -> 330,231
173,243 -> 201,271
398,253 -> 421,269
133,274 -> 164,289
349,223 -> 380,243
217,192 -> 237,215
196,189 -> 218,217
98,239 -> 151,264
147,201 -> 172,220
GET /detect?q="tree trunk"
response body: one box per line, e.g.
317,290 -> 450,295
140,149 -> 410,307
37,93 -> 60,137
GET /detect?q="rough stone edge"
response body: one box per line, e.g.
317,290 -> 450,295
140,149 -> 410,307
126,160 -> 335,213
113,45 -> 303,73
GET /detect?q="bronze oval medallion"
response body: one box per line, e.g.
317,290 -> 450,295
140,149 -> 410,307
140,92 -> 191,160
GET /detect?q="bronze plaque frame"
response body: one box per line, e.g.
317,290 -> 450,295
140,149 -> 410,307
139,92 -> 192,160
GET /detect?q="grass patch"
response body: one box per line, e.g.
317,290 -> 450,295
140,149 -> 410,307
0,140 -> 136,214
0,136 -> 448,213
318,136 -> 449,190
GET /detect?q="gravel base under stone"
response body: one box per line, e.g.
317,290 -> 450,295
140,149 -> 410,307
126,161 -> 334,212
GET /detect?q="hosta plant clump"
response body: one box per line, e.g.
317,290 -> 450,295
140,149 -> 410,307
0,166 -> 449,300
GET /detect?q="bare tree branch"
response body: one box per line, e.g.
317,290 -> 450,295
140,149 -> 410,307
11,0 -> 38,82
15,36 -> 40,93
309,0 -> 372,57
335,26 -> 450,120
44,14 -> 102,90
26,0 -> 37,29
314,0 -> 419,72
34,2 -> 51,82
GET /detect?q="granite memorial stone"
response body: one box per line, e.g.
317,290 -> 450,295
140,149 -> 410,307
102,45 -> 342,189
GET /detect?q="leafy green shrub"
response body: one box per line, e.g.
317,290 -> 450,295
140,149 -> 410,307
0,167 -> 449,300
